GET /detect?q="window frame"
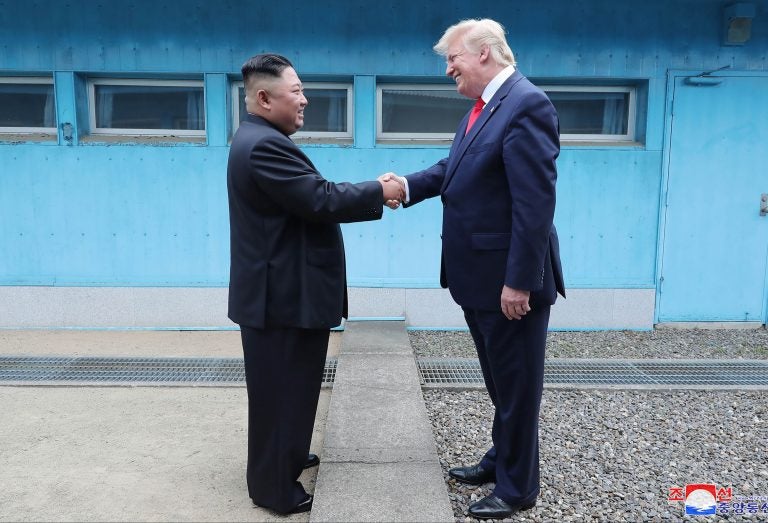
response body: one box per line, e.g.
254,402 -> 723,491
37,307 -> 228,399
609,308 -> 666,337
87,78 -> 206,137
541,85 -> 637,142
231,81 -> 353,140
376,84 -> 466,141
0,76 -> 57,134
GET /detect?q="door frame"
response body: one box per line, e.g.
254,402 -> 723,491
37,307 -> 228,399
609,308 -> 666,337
655,69 -> 768,325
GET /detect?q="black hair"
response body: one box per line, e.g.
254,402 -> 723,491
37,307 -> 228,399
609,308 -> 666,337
241,53 -> 294,82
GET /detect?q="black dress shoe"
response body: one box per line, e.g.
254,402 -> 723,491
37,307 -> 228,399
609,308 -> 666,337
468,494 -> 535,520
304,453 -> 320,469
285,494 -> 313,514
448,463 -> 494,485
252,494 -> 314,515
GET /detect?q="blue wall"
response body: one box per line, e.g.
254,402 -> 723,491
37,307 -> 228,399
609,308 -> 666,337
1,0 -> 767,289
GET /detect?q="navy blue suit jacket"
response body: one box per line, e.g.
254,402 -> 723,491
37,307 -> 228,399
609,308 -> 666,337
405,71 -> 565,310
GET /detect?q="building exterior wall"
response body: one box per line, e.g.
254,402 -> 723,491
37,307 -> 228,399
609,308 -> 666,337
1,0 -> 766,328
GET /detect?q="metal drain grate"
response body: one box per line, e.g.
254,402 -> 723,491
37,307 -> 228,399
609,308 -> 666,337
0,356 -> 336,386
418,358 -> 484,385
4,356 -> 766,389
418,358 -> 768,389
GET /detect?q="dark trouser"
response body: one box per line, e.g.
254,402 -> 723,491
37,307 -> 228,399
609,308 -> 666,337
463,305 -> 550,506
239,325 -> 329,513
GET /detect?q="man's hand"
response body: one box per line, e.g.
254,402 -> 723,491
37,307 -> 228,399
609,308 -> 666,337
378,172 -> 405,208
501,285 -> 531,320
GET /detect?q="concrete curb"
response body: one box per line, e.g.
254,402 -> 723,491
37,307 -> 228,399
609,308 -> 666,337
310,321 -> 453,522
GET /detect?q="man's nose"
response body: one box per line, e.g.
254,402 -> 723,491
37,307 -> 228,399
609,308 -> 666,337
445,63 -> 453,77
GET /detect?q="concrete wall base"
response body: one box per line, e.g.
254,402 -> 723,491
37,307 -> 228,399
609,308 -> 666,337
1,286 -> 660,330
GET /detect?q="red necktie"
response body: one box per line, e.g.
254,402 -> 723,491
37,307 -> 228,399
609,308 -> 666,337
465,98 -> 486,135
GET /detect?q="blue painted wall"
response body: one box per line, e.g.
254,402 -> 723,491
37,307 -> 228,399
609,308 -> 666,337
1,0 -> 767,289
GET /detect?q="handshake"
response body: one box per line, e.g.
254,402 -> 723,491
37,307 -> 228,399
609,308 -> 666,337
377,172 -> 407,210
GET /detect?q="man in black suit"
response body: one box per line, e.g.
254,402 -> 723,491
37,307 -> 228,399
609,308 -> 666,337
227,53 -> 403,515
386,19 -> 565,519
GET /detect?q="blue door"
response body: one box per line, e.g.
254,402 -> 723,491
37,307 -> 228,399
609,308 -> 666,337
658,74 -> 768,323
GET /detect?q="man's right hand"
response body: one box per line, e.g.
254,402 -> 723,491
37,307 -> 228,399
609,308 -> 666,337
378,173 -> 406,209
378,173 -> 405,206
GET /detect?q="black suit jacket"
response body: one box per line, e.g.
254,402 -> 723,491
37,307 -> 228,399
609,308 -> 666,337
227,114 -> 383,329
405,71 -> 565,310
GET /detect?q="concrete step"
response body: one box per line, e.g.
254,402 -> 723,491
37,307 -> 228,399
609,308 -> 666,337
310,320 -> 453,522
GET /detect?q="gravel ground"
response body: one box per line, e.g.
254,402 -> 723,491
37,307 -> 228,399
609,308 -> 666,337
416,329 -> 768,521
410,329 -> 768,360
425,388 -> 768,522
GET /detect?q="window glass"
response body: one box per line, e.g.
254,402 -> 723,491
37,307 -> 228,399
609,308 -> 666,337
546,90 -> 629,136
0,81 -> 56,130
380,88 -> 470,136
236,85 -> 350,136
540,86 -> 637,141
93,83 -> 204,133
300,88 -> 348,133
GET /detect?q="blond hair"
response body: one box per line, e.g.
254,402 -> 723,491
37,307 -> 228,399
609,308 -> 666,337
434,18 -> 516,67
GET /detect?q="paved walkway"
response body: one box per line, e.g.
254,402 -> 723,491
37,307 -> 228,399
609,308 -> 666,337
0,324 -> 452,522
0,330 -> 336,522
311,321 -> 452,522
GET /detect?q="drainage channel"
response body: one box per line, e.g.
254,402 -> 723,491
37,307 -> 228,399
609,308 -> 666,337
0,356 -> 336,387
2,356 -> 767,389
419,358 -> 768,389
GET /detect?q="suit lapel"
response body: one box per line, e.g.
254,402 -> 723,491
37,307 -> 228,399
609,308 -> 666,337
441,71 -> 525,193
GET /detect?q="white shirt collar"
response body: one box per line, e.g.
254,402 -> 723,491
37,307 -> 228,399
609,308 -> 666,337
481,65 -> 516,104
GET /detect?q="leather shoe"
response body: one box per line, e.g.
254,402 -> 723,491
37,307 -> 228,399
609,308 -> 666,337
285,494 -> 313,515
252,494 -> 313,515
304,453 -> 320,469
468,494 -> 535,520
448,463 -> 494,485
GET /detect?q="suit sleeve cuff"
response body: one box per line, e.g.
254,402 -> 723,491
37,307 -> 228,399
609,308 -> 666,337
401,176 -> 411,204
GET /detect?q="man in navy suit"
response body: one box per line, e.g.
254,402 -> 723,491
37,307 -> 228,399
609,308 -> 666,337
388,19 -> 565,519
227,54 -> 403,515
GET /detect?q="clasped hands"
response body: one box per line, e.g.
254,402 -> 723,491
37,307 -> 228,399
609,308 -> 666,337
377,172 -> 406,209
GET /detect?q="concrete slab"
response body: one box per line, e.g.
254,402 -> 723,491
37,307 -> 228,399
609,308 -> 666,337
324,354 -> 432,462
335,353 -> 421,389
311,321 -> 452,522
339,320 -> 413,355
322,385 -> 438,462
655,322 -> 764,330
347,288 -> 406,318
310,462 -> 450,523
0,330 -> 336,522
0,386 -> 330,522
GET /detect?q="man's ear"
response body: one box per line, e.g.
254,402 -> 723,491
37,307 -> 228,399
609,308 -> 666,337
256,89 -> 270,109
478,44 -> 491,63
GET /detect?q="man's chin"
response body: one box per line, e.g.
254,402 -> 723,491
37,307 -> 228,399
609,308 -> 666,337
456,86 -> 473,98
285,122 -> 303,136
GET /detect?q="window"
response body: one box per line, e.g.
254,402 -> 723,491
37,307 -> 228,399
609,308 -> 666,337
0,77 -> 56,133
88,79 -> 205,136
377,85 -> 471,141
232,82 -> 352,140
542,86 -> 636,142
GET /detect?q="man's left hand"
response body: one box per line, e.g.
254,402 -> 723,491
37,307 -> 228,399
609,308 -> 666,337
501,285 -> 531,320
